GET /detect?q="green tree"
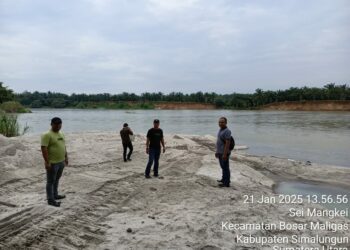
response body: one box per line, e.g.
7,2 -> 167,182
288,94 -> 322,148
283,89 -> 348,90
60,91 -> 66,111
31,100 -> 43,108
0,82 -> 14,103
214,98 -> 225,108
51,98 -> 66,108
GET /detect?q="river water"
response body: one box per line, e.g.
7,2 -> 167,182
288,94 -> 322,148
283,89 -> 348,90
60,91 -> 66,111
18,109 -> 350,167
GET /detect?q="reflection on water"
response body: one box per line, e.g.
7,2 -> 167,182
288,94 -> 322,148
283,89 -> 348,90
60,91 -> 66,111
275,181 -> 350,217
18,109 -> 350,167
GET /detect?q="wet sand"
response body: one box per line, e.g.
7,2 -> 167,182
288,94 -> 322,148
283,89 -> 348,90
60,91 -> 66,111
0,133 -> 349,249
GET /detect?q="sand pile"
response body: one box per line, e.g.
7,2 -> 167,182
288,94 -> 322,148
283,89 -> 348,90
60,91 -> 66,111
0,133 -> 349,249
0,135 -> 40,170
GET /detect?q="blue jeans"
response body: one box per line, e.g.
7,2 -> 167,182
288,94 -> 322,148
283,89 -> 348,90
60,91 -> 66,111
145,148 -> 161,176
218,154 -> 230,186
46,161 -> 65,201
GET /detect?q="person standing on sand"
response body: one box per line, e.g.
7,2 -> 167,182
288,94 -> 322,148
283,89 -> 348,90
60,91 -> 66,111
41,117 -> 68,207
145,119 -> 165,178
215,117 -> 231,187
120,123 -> 134,162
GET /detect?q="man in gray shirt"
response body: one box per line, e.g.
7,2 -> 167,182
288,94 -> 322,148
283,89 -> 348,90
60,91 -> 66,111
215,117 -> 232,187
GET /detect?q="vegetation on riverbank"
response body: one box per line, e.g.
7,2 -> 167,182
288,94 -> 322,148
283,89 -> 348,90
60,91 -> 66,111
0,82 -> 30,113
0,101 -> 31,113
0,111 -> 29,137
0,82 -> 14,103
74,101 -> 155,109
14,83 -> 349,109
2,81 -> 350,110
0,83 -> 30,136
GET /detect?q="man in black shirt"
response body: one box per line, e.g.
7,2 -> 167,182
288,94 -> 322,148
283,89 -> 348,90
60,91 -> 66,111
145,119 -> 165,178
120,123 -> 133,162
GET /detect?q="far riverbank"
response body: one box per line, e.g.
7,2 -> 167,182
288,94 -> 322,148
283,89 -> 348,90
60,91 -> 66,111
18,100 -> 350,111
260,100 -> 350,111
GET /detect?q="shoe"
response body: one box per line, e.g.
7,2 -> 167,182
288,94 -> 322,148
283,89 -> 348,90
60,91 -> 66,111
48,200 -> 61,207
54,195 -> 66,200
217,179 -> 223,183
218,184 -> 230,188
124,159 -> 127,162
127,158 -> 132,161
145,175 -> 151,179
153,174 -> 159,177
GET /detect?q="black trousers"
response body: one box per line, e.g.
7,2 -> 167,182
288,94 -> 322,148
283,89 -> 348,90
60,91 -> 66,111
122,142 -> 133,161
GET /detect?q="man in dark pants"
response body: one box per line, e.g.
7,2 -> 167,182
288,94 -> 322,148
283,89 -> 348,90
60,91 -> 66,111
215,117 -> 231,187
41,117 -> 68,207
145,119 -> 165,178
120,123 -> 134,162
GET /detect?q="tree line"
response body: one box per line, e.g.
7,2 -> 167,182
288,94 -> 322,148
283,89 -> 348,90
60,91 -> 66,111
1,82 -> 350,109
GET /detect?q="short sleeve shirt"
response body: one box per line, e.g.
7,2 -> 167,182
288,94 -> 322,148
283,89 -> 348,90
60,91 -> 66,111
216,127 -> 231,154
41,130 -> 66,164
147,128 -> 163,149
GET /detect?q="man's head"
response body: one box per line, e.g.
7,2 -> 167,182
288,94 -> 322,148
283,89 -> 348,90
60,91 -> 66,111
153,119 -> 160,128
218,117 -> 227,129
123,123 -> 128,128
51,117 -> 62,132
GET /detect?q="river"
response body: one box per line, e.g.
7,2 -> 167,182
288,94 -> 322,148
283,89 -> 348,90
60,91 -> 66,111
18,109 -> 350,167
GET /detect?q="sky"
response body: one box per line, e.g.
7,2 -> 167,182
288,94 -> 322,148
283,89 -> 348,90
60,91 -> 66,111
0,0 -> 349,94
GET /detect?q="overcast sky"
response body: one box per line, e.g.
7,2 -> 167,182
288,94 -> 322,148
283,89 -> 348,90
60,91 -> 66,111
0,0 -> 349,94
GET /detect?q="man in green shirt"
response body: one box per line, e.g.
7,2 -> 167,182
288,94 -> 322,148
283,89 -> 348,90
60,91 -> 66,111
41,117 -> 68,207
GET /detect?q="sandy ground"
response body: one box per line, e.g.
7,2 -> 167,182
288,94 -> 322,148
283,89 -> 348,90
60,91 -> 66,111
0,133 -> 349,250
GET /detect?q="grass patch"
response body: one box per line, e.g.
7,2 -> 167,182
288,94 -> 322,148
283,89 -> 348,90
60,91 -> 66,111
0,101 -> 31,113
0,111 -> 30,137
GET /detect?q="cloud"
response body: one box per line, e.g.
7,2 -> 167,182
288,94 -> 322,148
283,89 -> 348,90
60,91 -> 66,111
148,0 -> 198,12
0,0 -> 349,94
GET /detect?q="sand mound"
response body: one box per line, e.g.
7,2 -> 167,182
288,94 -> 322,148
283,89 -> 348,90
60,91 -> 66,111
0,135 -> 41,172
